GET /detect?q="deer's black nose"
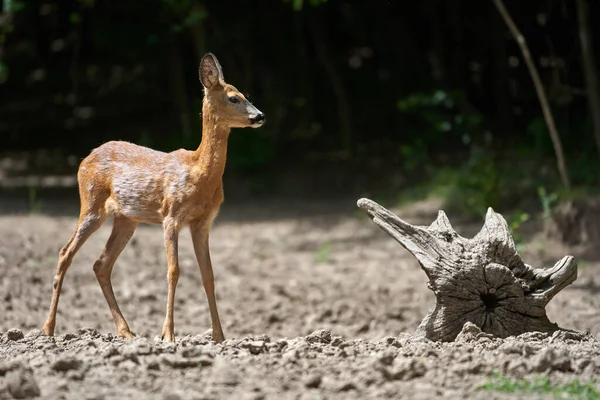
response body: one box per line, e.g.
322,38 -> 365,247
251,113 -> 265,124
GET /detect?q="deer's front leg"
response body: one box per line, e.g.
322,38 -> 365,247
162,219 -> 180,342
190,223 -> 225,343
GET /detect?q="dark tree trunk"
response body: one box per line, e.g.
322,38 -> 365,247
576,0 -> 600,160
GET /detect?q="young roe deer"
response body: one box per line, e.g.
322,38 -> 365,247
42,53 -> 265,343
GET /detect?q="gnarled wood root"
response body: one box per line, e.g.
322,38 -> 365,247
357,198 -> 578,342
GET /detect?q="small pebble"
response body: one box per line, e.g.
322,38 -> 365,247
51,357 -> 82,372
303,374 -> 322,388
7,329 -> 24,341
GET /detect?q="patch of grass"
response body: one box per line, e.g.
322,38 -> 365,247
479,372 -> 600,400
28,186 -> 43,215
538,186 -> 559,221
315,242 -> 331,263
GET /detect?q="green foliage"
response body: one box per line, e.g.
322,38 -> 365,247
3,0 -> 26,13
479,372 -> 600,399
507,211 -> 530,245
398,90 -> 485,149
434,150 -> 507,219
69,12 -> 81,24
161,0 -> 208,33
392,145 -> 567,223
395,89 -> 571,218
527,115 -> 600,188
315,242 -> 331,263
287,0 -> 328,11
398,141 -> 429,172
396,90 -> 493,208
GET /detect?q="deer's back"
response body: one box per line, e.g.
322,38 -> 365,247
79,141 -> 200,224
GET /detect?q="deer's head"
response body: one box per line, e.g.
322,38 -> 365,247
199,53 -> 265,129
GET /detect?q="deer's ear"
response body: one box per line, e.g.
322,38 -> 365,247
199,53 -> 224,89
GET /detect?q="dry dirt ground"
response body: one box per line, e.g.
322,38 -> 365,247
0,196 -> 599,399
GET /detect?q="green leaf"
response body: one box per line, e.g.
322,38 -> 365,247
432,90 -> 446,104
69,12 -> 81,24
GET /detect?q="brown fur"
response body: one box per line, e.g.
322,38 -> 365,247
42,53 -> 265,343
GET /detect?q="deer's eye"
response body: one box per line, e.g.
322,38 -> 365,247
228,96 -> 239,104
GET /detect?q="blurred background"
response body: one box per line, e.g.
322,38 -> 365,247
1,0 -> 599,220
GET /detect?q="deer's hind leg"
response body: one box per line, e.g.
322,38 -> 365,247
43,207 -> 107,336
93,215 -> 138,338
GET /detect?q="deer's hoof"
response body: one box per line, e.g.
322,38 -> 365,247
118,330 -> 135,339
42,324 -> 55,337
161,333 -> 176,343
212,331 -> 225,343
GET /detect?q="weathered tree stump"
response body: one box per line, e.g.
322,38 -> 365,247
357,198 -> 578,342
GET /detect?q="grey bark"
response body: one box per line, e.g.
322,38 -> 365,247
357,198 -> 578,342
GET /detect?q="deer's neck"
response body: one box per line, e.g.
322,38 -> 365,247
194,107 -> 230,182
